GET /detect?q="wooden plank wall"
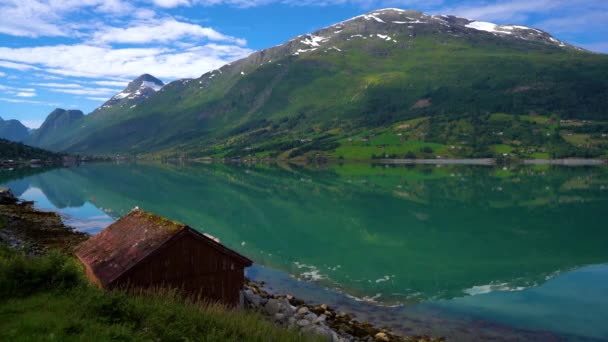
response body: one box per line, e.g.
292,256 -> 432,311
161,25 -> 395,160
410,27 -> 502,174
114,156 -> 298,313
112,232 -> 246,306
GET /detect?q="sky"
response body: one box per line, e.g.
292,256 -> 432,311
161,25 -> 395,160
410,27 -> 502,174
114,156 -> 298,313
0,0 -> 606,129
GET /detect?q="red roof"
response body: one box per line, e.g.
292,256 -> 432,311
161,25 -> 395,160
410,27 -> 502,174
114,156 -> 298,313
75,208 -> 252,287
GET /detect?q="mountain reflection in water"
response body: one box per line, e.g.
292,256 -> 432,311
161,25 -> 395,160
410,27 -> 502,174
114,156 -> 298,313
2,162 -> 607,341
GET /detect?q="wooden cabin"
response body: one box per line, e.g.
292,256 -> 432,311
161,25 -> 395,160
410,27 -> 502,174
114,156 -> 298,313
75,208 -> 252,306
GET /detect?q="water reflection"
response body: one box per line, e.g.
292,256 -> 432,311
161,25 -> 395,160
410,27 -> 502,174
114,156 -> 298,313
2,162 -> 608,340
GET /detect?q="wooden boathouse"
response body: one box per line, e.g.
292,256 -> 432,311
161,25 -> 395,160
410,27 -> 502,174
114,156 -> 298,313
75,208 -> 252,306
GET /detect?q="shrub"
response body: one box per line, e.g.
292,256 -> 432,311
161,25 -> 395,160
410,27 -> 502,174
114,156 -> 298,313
0,249 -> 84,299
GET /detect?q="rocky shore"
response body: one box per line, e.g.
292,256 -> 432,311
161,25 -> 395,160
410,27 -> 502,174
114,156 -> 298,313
243,280 -> 444,342
0,188 -> 87,254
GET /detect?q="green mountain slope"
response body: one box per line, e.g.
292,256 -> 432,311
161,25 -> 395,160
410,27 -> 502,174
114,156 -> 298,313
0,118 -> 29,142
25,109 -> 84,149
32,9 -> 608,158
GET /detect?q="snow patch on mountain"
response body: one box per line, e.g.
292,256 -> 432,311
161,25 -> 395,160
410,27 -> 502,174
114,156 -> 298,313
466,21 -> 509,34
364,14 -> 385,23
112,92 -> 130,100
466,21 -> 546,36
110,84 -> 160,101
141,80 -> 163,91
301,35 -> 328,47
95,74 -> 165,112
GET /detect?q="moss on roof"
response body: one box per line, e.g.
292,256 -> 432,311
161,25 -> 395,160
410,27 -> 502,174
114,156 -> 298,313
137,209 -> 186,232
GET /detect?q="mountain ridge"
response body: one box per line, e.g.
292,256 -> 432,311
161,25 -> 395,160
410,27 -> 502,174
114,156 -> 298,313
25,109 -> 84,149
26,8 -> 608,159
0,117 -> 29,142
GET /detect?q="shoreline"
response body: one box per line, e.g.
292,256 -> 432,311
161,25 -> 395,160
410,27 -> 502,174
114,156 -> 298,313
0,188 -> 442,342
243,280 -> 442,342
0,188 -> 87,254
521,158 -> 607,166
190,157 -> 607,166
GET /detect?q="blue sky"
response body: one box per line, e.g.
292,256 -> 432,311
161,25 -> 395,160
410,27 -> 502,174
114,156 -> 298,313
0,0 -> 606,128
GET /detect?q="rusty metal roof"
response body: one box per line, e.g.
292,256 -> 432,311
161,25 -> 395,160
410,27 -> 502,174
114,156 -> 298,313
75,208 -> 252,287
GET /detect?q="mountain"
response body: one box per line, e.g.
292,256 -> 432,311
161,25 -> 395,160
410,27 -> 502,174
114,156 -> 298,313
30,9 -> 608,158
0,117 -> 29,142
93,74 -> 164,115
25,109 -> 84,150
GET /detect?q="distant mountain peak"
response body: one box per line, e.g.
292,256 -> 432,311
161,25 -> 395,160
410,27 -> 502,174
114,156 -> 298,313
96,74 -> 165,112
0,117 -> 29,142
125,74 -> 164,93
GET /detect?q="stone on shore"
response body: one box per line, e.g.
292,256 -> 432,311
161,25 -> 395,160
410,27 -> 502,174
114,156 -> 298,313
264,299 -> 282,315
374,332 -> 389,341
297,319 -> 311,327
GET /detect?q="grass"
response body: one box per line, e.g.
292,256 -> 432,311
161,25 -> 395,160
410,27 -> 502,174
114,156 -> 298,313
0,289 -> 313,342
331,141 -> 449,159
0,247 -> 315,342
561,133 -> 593,146
530,152 -> 551,159
492,144 -> 515,154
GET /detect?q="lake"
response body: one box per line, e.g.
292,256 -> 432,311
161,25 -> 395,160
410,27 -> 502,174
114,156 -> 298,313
2,162 -> 608,341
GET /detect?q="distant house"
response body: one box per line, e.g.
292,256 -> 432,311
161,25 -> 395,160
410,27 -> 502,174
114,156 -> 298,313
75,208 -> 252,306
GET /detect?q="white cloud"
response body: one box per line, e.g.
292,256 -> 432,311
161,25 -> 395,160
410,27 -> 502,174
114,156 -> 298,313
134,8 -> 157,19
0,84 -> 37,98
0,0 -> 65,37
0,44 -> 253,80
442,0 -> 608,24
93,80 -> 129,87
32,82 -> 83,88
16,91 -> 36,97
444,0 -> 558,22
535,10 -> 608,35
86,96 -> 111,101
152,0 -> 192,8
0,0 -> 135,38
33,73 -> 63,80
92,18 -> 247,45
189,0 -> 436,9
0,72 -> 5,77
28,81 -> 122,96
50,87 -> 120,96
0,60 -> 39,71
0,97 -> 59,106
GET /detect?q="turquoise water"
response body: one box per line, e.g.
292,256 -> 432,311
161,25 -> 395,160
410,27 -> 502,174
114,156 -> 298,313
2,162 -> 608,341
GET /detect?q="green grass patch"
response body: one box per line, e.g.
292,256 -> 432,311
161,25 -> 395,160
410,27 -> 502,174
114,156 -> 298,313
332,141 -> 449,159
521,115 -> 552,124
489,113 -> 513,122
492,144 -> 515,154
530,152 -> 551,159
0,247 -> 315,342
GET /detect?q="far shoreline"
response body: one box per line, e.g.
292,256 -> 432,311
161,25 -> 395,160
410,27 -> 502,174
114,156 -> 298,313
189,157 -> 608,167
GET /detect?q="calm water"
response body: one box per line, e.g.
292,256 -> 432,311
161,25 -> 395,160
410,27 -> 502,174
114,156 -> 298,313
2,162 -> 608,341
